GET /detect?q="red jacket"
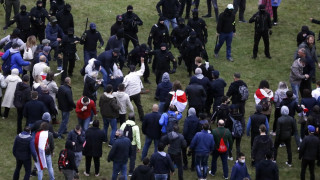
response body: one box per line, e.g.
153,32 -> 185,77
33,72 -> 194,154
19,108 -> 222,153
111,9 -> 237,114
75,97 -> 97,120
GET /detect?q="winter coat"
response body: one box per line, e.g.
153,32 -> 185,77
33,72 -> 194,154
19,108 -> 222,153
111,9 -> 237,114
43,80 -> 58,110
183,115 -> 200,142
276,115 -> 296,141
280,98 -> 302,117
299,134 -> 320,160
156,81 -> 172,102
274,88 -> 288,107
45,23 -> 64,43
185,81 -> 207,107
252,135 -> 273,163
105,35 -> 125,55
210,78 -> 227,98
131,165 -> 154,180
159,111 -> 182,134
99,93 -> 120,118
56,9 -> 74,34
226,80 -> 247,104
150,151 -> 175,174
2,69 -> 22,108
123,63 -> 145,96
290,59 -> 306,85
230,162 -> 251,180
83,127 -> 105,157
256,160 -> 279,180
57,84 -> 76,112
32,62 -> 48,79
217,9 -> 236,34
212,127 -> 233,151
190,75 -> 211,92
38,93 -> 57,115
156,0 -> 180,19
249,11 -> 272,32
0,35 -> 24,47
120,120 -> 141,149
0,73 -> 5,97
97,50 -> 117,75
107,136 -> 131,163
58,141 -> 76,171
112,91 -> 134,115
75,97 -> 97,120
23,100 -> 48,124
190,130 -> 215,155
161,131 -> 187,155
13,82 -> 31,109
67,129 -> 85,153
300,97 -> 317,116
2,48 -> 30,74
83,75 -> 100,102
13,131 -> 37,161
81,29 -> 104,51
142,112 -> 162,140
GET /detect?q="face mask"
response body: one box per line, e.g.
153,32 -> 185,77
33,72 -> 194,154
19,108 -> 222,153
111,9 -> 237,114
37,5 -> 42,10
90,29 -> 96,33
127,11 -> 133,16
239,159 -> 245,163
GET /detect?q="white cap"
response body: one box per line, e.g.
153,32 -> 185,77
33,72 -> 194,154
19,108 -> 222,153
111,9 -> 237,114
227,4 -> 234,9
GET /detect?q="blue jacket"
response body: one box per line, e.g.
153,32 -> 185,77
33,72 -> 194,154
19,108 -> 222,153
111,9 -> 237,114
13,131 -> 37,161
230,162 -> 251,180
2,49 -> 30,74
159,111 -> 182,134
183,115 -> 199,141
210,78 -> 227,98
272,0 -> 281,7
97,50 -> 116,75
45,23 -> 64,42
156,81 -> 172,102
67,129 -> 86,152
190,130 -> 215,155
107,136 -> 132,164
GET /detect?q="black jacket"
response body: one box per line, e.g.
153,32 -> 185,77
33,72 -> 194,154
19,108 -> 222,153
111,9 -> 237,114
122,12 -> 143,34
148,23 -> 170,49
83,127 -> 105,157
151,49 -> 176,72
252,135 -> 273,163
161,131 -> 187,155
57,84 -> 76,112
56,9 -> 74,34
97,50 -> 118,75
299,134 -> 320,160
59,34 -> 80,55
23,100 -> 48,124
38,93 -> 57,115
170,25 -> 192,47
156,0 -> 180,19
110,22 -> 124,36
31,120 -> 58,138
183,115 -> 199,141
279,98 -> 302,118
217,8 -> 236,34
131,165 -> 154,180
276,115 -> 296,141
249,112 -> 267,137
9,12 -> 31,30
107,136 -> 132,163
256,160 -> 279,180
185,82 -> 207,107
30,6 -> 49,27
13,82 -> 31,109
226,80 -> 247,104
81,29 -> 104,51
142,112 -> 162,139
249,11 -> 272,32
150,152 -> 175,174
13,131 -> 37,161
187,18 -> 208,43
83,75 -> 100,102
67,130 -> 85,153
58,141 -> 76,171
210,78 -> 227,98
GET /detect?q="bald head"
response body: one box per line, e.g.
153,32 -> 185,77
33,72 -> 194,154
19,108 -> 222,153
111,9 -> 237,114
152,104 -> 159,112
64,77 -> 71,85
39,55 -> 47,62
218,120 -> 225,127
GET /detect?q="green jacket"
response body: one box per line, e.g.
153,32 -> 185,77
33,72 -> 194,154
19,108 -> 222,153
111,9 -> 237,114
212,127 -> 233,151
120,120 -> 141,149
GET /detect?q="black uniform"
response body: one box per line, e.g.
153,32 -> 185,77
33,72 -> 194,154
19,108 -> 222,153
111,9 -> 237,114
170,18 -> 192,51
56,4 -> 74,34
151,46 -> 176,84
30,2 -> 50,42
59,28 -> 80,82
148,18 -> 171,50
187,10 -> 208,46
7,5 -> 31,42
249,5 -> 272,59
178,0 -> 192,19
80,27 -> 104,65
128,44 -> 152,82
105,29 -> 126,69
4,0 -> 20,28
49,0 -> 65,16
181,32 -> 207,76
110,15 -> 124,36
122,8 -> 143,58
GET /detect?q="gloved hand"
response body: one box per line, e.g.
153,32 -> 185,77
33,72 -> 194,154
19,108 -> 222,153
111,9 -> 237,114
81,33 -> 87,40
204,36 -> 208,44
269,30 -> 272,35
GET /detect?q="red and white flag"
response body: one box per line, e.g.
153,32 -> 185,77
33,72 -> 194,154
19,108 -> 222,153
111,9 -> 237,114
170,90 -> 188,112
34,130 -> 49,171
254,88 -> 274,104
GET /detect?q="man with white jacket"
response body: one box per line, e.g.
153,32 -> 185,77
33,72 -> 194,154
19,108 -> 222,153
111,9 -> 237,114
112,83 -> 134,126
32,55 -> 49,79
123,57 -> 145,121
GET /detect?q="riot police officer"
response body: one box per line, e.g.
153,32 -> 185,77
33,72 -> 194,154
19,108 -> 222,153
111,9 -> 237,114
7,5 -> 31,42
170,17 -> 192,51
187,9 -> 208,46
110,15 -> 124,36
30,0 -> 50,42
148,16 -> 171,50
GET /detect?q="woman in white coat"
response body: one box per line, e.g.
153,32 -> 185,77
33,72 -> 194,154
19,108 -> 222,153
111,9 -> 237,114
1,68 -> 22,118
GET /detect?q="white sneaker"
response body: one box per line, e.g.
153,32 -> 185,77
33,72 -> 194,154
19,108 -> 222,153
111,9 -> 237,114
83,171 -> 89,176
286,162 -> 292,167
208,170 -> 215,176
57,66 -> 62,71
228,156 -> 233,161
279,144 -> 286,147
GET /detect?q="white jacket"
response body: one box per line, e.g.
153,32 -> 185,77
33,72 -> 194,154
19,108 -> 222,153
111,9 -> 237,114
2,69 -> 22,108
112,91 -> 134,114
123,63 -> 145,96
33,62 -> 48,79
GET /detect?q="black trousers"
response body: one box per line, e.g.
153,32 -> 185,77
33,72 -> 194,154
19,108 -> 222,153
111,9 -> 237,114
182,140 -> 195,169
206,0 -> 219,21
31,25 -> 46,43
117,114 -> 126,127
20,30 -> 31,43
129,145 -> 137,173
155,70 -> 165,85
274,138 -> 292,164
273,107 -> 280,131
124,33 -> 139,58
85,156 -> 100,175
272,6 -> 278,23
179,0 -> 192,18
233,0 -> 246,20
17,107 -> 24,134
170,153 -> 183,180
61,53 -> 76,82
130,93 -> 144,121
301,159 -> 315,180
3,107 -> 10,118
5,0 -> 20,27
13,158 -> 31,180
229,136 -> 241,158
253,31 -> 270,57
299,78 -> 312,98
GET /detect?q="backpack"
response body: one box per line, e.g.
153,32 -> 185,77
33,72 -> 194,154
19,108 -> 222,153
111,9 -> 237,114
239,85 -> 249,101
217,130 -> 227,153
58,149 -> 69,169
259,97 -> 270,111
229,115 -> 243,138
3,41 -> 13,51
123,124 -> 135,142
1,53 -> 12,76
13,84 -> 24,108
166,112 -> 178,133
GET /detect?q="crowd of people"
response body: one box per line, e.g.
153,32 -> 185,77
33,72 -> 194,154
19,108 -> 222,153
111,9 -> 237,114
2,0 -> 320,180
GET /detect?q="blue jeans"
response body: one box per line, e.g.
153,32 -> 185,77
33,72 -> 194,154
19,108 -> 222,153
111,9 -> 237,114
164,18 -> 177,32
214,32 -> 233,59
141,136 -> 159,161
37,155 -> 55,180
158,102 -> 166,114
291,83 -> 300,103
103,117 -> 117,145
195,154 -> 209,178
112,162 -> 127,180
211,150 -> 228,178
154,174 -> 168,180
58,111 -> 70,135
78,117 -> 91,131
100,67 -> 109,91
83,50 -> 97,66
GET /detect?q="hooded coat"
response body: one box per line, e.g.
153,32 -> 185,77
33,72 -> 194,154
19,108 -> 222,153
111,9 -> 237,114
156,73 -> 172,102
161,131 -> 187,155
112,91 -> 134,115
252,134 -> 273,163
131,164 -> 154,180
2,48 -> 30,74
2,69 -> 22,108
256,160 -> 279,180
275,106 -> 297,141
183,108 -> 199,142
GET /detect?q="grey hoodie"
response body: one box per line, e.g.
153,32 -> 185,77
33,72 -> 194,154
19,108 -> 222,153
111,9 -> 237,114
112,91 -> 134,114
188,107 -> 196,116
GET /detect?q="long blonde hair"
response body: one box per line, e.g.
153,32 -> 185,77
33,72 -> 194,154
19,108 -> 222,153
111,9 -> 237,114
26,35 -> 37,48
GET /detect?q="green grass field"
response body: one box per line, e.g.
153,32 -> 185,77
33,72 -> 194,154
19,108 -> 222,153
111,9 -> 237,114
1,0 -> 320,179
